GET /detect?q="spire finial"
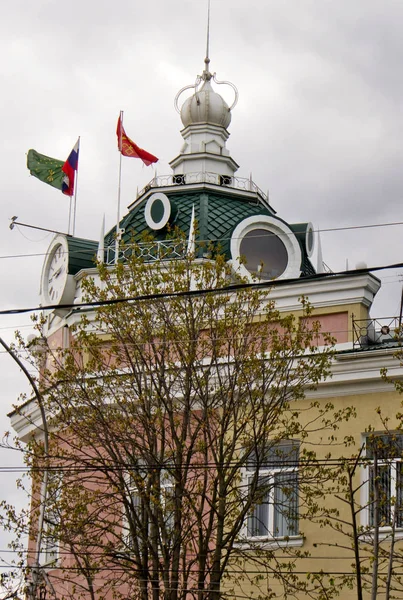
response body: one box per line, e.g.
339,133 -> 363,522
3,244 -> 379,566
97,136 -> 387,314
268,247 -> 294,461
203,0 -> 212,80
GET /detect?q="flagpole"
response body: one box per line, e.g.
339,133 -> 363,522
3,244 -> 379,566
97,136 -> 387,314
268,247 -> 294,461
68,196 -> 72,235
115,111 -> 123,264
72,136 -> 80,237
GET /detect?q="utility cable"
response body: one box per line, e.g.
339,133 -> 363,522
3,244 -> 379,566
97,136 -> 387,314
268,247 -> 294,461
0,261 -> 402,317
0,456 -> 380,473
4,218 -> 403,261
0,564 -> 401,575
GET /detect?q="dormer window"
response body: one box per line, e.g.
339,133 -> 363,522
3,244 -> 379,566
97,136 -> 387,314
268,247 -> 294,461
240,229 -> 288,279
230,216 -> 302,281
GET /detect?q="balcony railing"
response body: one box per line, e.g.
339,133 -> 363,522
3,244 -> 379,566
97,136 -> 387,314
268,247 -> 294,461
136,172 -> 269,204
105,239 -> 186,265
352,316 -> 403,349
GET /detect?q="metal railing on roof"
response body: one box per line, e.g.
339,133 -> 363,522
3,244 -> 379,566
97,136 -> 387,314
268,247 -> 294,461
136,172 -> 268,203
105,239 -> 187,265
321,261 -> 334,274
352,316 -> 403,349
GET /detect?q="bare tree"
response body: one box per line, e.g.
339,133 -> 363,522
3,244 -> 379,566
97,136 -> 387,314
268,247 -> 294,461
3,248 -> 354,600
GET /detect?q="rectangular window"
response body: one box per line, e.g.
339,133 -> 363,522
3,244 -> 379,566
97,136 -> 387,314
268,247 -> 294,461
366,434 -> 403,528
43,472 -> 62,564
125,466 -> 174,549
125,465 -> 147,550
160,470 -> 175,533
246,441 -> 299,539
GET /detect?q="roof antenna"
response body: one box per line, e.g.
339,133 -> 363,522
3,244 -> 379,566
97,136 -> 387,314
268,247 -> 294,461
204,0 -> 211,78
174,0 -> 238,113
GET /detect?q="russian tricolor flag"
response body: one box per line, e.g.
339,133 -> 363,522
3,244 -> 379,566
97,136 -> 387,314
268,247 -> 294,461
62,138 -> 79,196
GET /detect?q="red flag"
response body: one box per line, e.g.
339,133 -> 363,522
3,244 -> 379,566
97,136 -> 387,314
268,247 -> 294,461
116,116 -> 158,166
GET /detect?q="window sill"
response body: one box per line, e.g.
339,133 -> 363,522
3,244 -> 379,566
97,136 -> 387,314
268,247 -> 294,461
42,558 -> 60,570
235,535 -> 304,550
361,528 -> 403,543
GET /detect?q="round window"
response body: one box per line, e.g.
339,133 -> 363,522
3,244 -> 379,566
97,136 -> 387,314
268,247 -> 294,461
239,228 -> 288,279
144,193 -> 171,230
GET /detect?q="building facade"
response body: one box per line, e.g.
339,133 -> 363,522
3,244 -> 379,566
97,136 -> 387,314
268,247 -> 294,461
9,55 -> 403,600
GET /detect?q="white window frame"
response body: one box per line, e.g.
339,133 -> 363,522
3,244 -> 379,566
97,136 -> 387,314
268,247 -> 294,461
160,470 -> 175,534
42,472 -> 62,565
362,434 -> 403,540
243,441 -> 300,544
123,466 -> 147,551
124,466 -> 175,550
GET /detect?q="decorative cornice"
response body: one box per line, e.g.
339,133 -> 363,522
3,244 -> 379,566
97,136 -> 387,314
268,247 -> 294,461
269,273 -> 381,311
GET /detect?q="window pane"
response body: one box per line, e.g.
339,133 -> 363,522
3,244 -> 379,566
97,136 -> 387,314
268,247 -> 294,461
396,462 -> 403,528
366,434 -> 403,530
131,489 -> 141,511
369,464 -> 391,526
247,441 -> 299,470
43,472 -> 62,564
127,489 -> 141,548
366,434 -> 403,459
163,484 -> 175,533
246,441 -> 300,539
274,472 -> 298,537
240,229 -> 288,279
247,476 -> 270,537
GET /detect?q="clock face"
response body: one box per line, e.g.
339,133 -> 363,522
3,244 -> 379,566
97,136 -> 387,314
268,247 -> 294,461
40,235 -> 74,307
45,243 -> 68,303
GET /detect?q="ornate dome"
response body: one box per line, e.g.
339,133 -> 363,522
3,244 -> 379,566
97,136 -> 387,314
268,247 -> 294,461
180,78 -> 232,129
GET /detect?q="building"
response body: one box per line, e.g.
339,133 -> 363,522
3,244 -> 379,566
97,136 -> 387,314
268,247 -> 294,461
9,53 -> 403,600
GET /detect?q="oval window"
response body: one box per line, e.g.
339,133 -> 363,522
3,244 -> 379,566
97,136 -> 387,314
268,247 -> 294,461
306,223 -> 315,257
144,192 -> 171,230
239,228 -> 288,279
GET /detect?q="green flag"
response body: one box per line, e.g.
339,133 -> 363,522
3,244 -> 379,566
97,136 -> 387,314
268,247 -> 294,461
27,149 -> 65,191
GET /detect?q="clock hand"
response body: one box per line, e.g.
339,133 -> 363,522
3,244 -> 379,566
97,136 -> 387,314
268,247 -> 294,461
48,267 -> 62,283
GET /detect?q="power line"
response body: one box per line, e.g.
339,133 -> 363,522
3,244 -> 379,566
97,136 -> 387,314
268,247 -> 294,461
0,548 -> 367,560
1,261 -> 402,317
0,280 -> 396,334
1,277 -> 403,333
0,564 -> 401,576
0,456 -> 379,473
4,218 -> 403,262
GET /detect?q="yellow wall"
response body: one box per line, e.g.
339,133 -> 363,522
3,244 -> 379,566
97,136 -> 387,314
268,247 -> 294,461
228,384 -> 403,600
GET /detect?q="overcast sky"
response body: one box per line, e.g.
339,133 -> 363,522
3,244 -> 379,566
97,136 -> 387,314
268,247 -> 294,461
1,0 -> 403,579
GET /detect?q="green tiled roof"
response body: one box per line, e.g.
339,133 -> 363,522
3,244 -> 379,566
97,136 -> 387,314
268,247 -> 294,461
67,237 -> 98,275
105,190 -> 273,251
104,187 -> 316,276
204,193 -> 273,255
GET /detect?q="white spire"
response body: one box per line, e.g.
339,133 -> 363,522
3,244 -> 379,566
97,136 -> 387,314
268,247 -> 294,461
97,214 -> 105,263
187,204 -> 196,255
